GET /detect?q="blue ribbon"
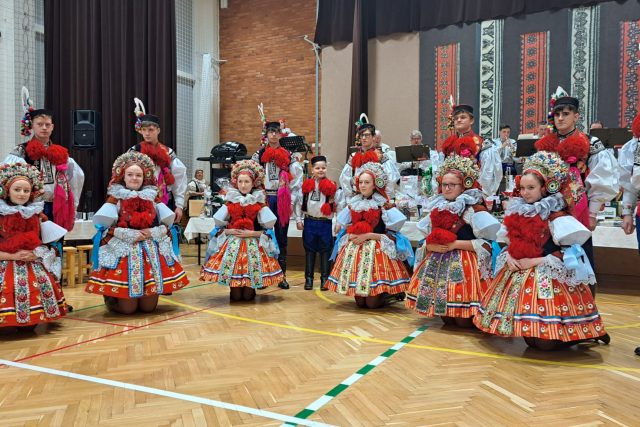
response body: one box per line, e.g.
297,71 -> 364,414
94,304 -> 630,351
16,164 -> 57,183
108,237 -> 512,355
170,224 -> 181,257
92,224 -> 107,269
563,244 -> 594,281
265,228 -> 280,258
204,226 -> 220,260
491,241 -> 503,276
330,228 -> 346,261
389,230 -> 415,267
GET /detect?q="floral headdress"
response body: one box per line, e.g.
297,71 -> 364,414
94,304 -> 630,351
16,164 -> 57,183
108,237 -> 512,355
437,154 -> 480,190
110,151 -> 157,188
230,159 -> 265,189
355,161 -> 388,198
520,150 -> 568,194
0,162 -> 44,201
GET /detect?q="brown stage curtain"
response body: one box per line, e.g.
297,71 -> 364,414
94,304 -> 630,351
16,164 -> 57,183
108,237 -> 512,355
44,0 -> 176,212
315,0 -> 626,45
346,0 -> 369,159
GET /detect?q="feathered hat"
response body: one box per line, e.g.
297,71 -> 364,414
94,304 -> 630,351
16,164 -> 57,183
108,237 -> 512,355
19,86 -> 54,138
0,162 -> 44,201
133,97 -> 161,132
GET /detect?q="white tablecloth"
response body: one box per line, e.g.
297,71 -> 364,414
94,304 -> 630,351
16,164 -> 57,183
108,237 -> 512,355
184,217 -> 638,250
64,219 -> 96,241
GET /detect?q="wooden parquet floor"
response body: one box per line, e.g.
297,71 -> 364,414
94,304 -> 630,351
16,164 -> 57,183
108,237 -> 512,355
1,244 -> 640,426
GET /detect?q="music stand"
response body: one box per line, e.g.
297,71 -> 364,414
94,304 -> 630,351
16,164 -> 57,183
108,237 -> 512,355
280,136 -> 308,153
395,145 -> 430,163
515,138 -> 538,157
590,128 -> 633,149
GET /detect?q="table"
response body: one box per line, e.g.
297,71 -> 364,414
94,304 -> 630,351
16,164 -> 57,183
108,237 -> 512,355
64,219 -> 96,241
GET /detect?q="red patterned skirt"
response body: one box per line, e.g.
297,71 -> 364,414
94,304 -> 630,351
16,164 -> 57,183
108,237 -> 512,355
200,236 -> 283,288
406,249 -> 487,318
473,266 -> 606,341
325,240 -> 410,296
0,260 -> 67,327
86,243 -> 189,298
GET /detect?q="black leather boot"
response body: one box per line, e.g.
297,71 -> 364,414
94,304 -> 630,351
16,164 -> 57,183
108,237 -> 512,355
305,251 -> 316,290
319,251 -> 330,291
278,248 -> 289,289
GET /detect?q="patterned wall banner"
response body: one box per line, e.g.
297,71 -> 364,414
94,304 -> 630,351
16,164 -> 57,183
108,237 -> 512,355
479,19 -> 503,139
519,31 -> 549,134
571,6 -> 600,131
434,43 -> 459,145
619,20 -> 640,127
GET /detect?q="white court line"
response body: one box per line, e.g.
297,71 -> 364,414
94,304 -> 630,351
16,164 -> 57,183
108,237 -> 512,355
0,359 -> 335,427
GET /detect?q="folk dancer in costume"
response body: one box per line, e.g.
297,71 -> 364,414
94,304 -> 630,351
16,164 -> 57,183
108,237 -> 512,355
618,113 -> 640,356
440,103 -> 503,197
86,152 -> 189,314
251,121 -> 303,289
200,160 -> 284,301
534,87 -> 620,296
326,162 -> 413,309
295,155 -> 337,290
129,97 -> 187,224
405,142 -> 500,327
0,163 -> 68,330
4,87 -> 84,231
474,151 -> 609,350
339,115 -> 400,206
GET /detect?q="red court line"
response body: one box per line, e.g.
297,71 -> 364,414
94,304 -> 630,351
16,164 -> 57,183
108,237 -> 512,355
10,287 -> 283,364
62,317 -> 130,328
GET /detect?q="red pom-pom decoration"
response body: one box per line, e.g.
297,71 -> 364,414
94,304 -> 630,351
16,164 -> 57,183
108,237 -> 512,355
25,139 -> 47,161
45,143 -> 69,166
318,178 -> 337,197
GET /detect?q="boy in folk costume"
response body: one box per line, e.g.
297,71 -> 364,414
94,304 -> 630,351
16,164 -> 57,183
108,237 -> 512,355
86,152 -> 189,314
440,103 -> 503,197
129,98 -> 187,224
339,117 -> 400,205
251,121 -> 303,289
295,156 -> 337,290
4,87 -> 84,231
327,162 -> 413,309
0,163 -> 68,329
474,151 -> 609,350
405,140 -> 500,327
618,113 -> 640,357
200,160 -> 284,301
534,87 -> 620,296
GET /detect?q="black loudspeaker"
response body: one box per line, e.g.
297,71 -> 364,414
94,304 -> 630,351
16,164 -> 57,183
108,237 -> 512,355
71,110 -> 101,149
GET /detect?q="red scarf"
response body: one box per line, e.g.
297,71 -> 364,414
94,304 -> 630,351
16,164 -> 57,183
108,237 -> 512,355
117,197 -> 156,229
227,202 -> 263,230
0,213 -> 42,253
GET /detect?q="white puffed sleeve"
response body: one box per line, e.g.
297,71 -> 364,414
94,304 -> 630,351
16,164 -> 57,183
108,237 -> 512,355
470,210 -> 500,241
336,207 -> 352,226
40,220 -> 68,243
257,206 -> 277,229
2,151 -> 26,164
618,138 -> 639,216
382,157 -> 400,199
92,202 -> 119,228
478,142 -> 503,196
495,224 -> 509,244
169,157 -> 188,209
339,159 -> 355,201
585,139 -> 620,215
156,203 -> 176,226
381,207 -> 406,232
288,155 -> 304,208
213,205 -> 229,227
416,213 -> 432,236
549,215 -> 591,246
66,157 -> 85,209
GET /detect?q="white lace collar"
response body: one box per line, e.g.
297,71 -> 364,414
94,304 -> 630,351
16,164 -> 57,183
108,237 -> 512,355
349,192 -> 386,212
424,189 -> 484,215
505,193 -> 565,220
107,184 -> 158,201
225,188 -> 266,206
0,199 -> 44,219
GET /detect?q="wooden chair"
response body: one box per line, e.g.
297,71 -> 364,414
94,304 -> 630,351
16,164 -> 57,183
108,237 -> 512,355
61,246 -> 77,287
76,244 -> 94,284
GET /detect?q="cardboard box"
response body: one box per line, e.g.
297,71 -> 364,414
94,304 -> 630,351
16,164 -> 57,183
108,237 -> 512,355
189,199 -> 205,217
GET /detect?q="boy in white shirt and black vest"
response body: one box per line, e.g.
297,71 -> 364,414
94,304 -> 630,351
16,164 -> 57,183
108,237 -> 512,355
295,156 -> 337,290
